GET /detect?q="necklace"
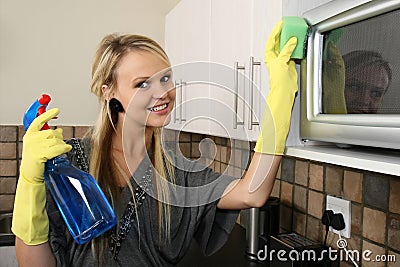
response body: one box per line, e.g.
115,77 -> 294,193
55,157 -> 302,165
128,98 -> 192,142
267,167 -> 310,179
109,166 -> 153,260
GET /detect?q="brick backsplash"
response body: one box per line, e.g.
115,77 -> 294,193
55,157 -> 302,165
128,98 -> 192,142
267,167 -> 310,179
163,129 -> 400,266
2,126 -> 400,265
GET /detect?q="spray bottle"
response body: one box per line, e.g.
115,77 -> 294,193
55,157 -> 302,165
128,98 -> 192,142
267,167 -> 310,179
23,94 -> 117,244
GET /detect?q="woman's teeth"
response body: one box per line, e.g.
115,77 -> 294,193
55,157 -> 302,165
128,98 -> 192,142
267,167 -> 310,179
149,103 -> 167,112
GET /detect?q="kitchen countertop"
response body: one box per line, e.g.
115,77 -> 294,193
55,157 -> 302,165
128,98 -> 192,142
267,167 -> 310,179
178,224 -> 265,267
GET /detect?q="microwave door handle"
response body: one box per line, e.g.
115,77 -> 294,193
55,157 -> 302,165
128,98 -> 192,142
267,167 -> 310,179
248,56 -> 261,130
234,61 -> 245,129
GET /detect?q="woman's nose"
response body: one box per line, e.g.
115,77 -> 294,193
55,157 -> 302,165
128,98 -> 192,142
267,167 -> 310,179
152,82 -> 173,99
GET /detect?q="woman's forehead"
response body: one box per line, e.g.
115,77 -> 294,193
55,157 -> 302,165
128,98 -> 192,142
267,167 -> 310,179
116,50 -> 170,80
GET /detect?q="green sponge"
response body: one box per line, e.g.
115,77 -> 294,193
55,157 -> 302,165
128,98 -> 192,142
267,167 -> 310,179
280,16 -> 309,59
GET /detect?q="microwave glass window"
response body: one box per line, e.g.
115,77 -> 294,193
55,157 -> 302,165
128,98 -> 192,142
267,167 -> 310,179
321,9 -> 400,114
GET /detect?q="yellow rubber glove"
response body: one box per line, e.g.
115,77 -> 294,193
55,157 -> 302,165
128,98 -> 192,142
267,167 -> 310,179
322,41 -> 347,114
254,20 -> 298,155
12,108 -> 72,245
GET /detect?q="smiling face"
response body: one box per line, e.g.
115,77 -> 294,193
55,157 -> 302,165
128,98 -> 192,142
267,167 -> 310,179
112,50 -> 176,128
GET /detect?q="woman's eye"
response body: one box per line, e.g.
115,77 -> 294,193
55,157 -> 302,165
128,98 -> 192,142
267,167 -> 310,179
137,81 -> 149,89
371,90 -> 383,98
160,75 -> 170,83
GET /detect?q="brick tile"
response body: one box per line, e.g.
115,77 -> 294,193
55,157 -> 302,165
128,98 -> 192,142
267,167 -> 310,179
18,141 -> 23,159
339,235 -> 362,266
343,171 -> 363,203
60,126 -> 73,140
325,166 -> 343,196
215,145 -> 221,161
351,203 -> 362,235
387,250 -> 400,267
233,167 -> 243,178
363,207 -> 386,244
309,163 -> 323,191
161,129 -> 176,142
220,146 -> 227,163
179,143 -> 190,158
0,126 -> 17,142
293,211 -> 306,236
281,181 -> 293,207
281,157 -> 295,183
234,149 -> 241,168
0,195 -> 15,212
306,215 -> 322,242
347,234 -> 362,254
295,160 -> 308,186
279,204 -> 292,232
362,240 -> 385,267
213,161 -> 221,173
191,133 -> 204,142
293,185 -> 307,212
308,190 -> 324,219
0,178 -> 16,194
178,131 -> 191,142
74,126 -> 90,138
0,143 -> 16,159
389,179 -> 400,214
388,213 -> 400,251
364,173 -> 389,211
220,163 -> 227,173
224,164 -> 233,176
276,162 -> 282,179
270,179 -> 280,198
191,142 -> 201,158
241,149 -> 250,170
18,125 -> 25,141
0,160 -> 17,177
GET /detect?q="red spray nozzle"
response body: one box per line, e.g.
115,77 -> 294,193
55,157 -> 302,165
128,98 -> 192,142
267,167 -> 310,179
23,93 -> 54,130
38,94 -> 51,105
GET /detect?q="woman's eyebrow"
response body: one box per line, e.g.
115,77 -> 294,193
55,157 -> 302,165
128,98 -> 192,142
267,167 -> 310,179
130,76 -> 150,85
132,76 -> 150,82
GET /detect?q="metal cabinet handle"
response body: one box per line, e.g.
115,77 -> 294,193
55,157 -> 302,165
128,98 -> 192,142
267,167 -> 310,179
174,80 -> 180,123
180,81 -> 186,122
233,61 -> 245,129
248,57 -> 261,130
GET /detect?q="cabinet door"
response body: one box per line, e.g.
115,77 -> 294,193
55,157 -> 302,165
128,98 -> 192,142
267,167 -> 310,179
179,0 -> 211,135
247,0 -> 283,141
209,0 -> 253,141
165,1 -> 184,131
165,0 -> 211,134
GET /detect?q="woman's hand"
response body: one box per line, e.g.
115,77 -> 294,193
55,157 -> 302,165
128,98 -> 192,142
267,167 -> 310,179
12,108 -> 71,245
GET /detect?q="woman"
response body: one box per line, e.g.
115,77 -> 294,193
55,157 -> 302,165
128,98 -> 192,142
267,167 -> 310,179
12,21 -> 298,266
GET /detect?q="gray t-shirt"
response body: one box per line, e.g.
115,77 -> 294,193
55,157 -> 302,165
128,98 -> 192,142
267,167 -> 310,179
46,139 -> 239,266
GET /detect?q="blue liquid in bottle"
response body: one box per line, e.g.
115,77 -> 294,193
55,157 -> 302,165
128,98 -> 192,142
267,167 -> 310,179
44,156 -> 117,244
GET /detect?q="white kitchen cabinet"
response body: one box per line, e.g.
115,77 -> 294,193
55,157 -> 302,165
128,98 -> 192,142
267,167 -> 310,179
209,0 -> 253,141
165,0 -> 211,134
165,0 -> 284,141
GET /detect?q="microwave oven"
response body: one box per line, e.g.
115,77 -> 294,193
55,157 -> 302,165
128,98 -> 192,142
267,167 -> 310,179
299,0 -> 400,150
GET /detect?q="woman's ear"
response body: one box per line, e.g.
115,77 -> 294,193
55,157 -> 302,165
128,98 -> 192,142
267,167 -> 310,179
102,85 -> 111,101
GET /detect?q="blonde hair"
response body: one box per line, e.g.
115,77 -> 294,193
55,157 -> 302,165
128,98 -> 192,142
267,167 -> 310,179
89,33 -> 175,259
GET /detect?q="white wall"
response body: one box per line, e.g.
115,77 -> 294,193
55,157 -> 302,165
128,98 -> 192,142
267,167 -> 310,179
0,0 -> 180,125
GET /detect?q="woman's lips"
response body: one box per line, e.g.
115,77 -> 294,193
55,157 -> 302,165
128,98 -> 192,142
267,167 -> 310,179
148,103 -> 169,114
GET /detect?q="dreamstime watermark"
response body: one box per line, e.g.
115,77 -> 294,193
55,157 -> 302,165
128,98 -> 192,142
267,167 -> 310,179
256,238 -> 397,265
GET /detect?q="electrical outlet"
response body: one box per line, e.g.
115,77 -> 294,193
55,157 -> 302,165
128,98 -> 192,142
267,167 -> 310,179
326,195 -> 351,238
